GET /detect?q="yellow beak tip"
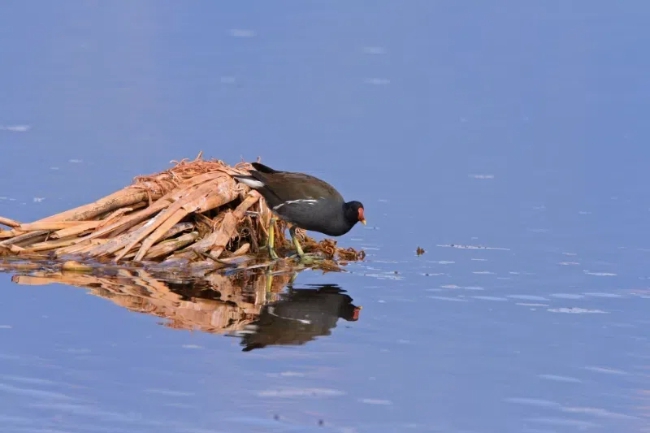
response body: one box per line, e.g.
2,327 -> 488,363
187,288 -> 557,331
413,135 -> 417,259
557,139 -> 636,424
360,219 -> 367,225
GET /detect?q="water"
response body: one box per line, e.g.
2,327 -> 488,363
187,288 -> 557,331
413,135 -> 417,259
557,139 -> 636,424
2,2 -> 650,432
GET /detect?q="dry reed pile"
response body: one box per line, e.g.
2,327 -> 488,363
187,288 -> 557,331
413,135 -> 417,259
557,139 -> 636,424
0,154 -> 364,270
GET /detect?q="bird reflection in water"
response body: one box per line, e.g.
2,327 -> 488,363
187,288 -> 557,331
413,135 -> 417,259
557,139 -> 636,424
9,265 -> 361,351
236,283 -> 361,352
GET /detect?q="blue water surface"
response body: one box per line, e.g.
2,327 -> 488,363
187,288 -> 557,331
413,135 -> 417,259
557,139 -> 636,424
2,2 -> 650,432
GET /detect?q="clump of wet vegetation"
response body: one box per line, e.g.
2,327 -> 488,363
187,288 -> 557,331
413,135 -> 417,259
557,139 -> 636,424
0,153 -> 365,274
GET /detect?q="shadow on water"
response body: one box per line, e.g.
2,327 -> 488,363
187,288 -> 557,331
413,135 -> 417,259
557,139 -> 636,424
4,264 -> 362,353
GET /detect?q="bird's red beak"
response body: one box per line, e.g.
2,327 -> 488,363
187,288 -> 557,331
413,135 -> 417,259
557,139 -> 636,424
358,208 -> 366,225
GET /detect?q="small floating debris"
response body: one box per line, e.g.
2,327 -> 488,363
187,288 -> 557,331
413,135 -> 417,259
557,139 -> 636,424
0,153 -> 364,273
416,246 -> 425,256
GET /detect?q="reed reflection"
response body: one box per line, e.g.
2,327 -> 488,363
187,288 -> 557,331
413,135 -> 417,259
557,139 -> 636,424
7,263 -> 361,351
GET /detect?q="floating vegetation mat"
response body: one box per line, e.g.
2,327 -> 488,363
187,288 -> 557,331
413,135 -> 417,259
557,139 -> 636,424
5,262 -> 361,351
0,154 -> 365,274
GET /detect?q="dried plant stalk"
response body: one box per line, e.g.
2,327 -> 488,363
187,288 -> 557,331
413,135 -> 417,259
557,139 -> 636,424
0,230 -> 50,247
97,207 -> 138,229
231,243 -> 250,257
52,221 -> 101,239
0,216 -> 21,228
173,192 -> 259,260
117,207 -> 189,262
143,232 -> 199,260
0,230 -> 18,239
128,177 -> 239,261
19,221 -> 91,231
35,189 -> 151,224
25,237 -> 81,252
60,238 -> 112,256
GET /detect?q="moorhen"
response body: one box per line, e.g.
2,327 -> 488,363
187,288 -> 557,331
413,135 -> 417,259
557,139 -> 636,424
234,162 -> 366,259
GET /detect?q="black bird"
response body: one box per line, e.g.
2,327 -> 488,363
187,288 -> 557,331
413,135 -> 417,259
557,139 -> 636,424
233,162 -> 366,259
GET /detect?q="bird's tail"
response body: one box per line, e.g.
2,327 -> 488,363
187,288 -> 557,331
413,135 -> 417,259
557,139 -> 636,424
233,174 -> 265,189
250,162 -> 278,173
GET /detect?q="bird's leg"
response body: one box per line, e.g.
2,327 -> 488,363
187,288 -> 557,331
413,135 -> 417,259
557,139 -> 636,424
289,226 -> 305,258
287,271 -> 298,289
289,226 -> 319,265
267,217 -> 279,260
289,226 -> 323,265
264,266 -> 274,297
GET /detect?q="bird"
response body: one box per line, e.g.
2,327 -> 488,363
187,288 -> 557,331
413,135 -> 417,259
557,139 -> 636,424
233,162 -> 366,260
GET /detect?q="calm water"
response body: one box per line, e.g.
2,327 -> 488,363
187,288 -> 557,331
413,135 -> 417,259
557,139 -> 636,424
2,2 -> 650,432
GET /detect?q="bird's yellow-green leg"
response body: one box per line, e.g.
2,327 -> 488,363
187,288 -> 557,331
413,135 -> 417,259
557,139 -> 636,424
265,267 -> 274,295
287,271 -> 298,289
289,226 -> 322,265
289,226 -> 305,258
267,217 -> 279,260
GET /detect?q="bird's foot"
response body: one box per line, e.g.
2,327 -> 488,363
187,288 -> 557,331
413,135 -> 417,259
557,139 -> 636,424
299,254 -> 320,265
289,226 -> 314,263
287,251 -> 323,265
